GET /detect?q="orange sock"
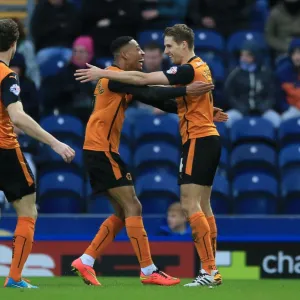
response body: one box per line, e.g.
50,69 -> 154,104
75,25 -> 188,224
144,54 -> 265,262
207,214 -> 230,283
125,216 -> 153,268
85,215 -> 124,259
206,215 -> 217,258
189,212 -> 216,273
9,217 -> 35,282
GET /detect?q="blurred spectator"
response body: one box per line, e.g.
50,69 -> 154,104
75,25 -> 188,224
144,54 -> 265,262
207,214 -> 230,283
158,202 -> 191,236
140,0 -> 189,29
187,0 -> 255,37
81,0 -> 139,57
143,42 -> 164,73
265,0 -> 300,56
31,0 -> 81,65
278,39 -> 300,120
12,18 -> 41,88
10,53 -> 40,176
41,36 -> 96,123
226,41 -> 281,128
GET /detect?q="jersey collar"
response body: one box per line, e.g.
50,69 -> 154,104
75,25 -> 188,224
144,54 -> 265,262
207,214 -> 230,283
0,60 -> 8,67
187,56 -> 198,63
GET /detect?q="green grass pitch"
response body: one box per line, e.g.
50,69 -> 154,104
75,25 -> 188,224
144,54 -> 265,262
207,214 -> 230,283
1,277 -> 299,300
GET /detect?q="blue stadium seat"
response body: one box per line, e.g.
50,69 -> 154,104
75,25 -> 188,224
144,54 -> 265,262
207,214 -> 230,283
227,31 -> 269,68
141,198 -> 175,214
40,115 -> 84,144
134,114 -> 180,146
135,172 -> 179,204
39,171 -> 84,198
230,117 -> 276,146
281,169 -> 300,214
120,118 -> 133,146
211,175 -> 231,214
87,195 -> 115,214
96,57 -> 113,68
134,142 -> 180,175
215,122 -> 229,148
193,30 -> 225,54
206,59 -> 225,82
39,197 -> 84,213
119,142 -> 132,167
279,145 -> 300,175
138,30 -> 164,47
39,53 -> 69,79
40,142 -> 83,168
281,169 -> 300,198
231,144 -> 277,176
219,147 -> 228,171
233,173 -> 278,214
279,117 -> 300,147
227,31 -> 267,54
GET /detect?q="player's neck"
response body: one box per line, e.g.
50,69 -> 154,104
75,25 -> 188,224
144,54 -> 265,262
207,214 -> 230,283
0,52 -> 10,66
181,51 -> 196,65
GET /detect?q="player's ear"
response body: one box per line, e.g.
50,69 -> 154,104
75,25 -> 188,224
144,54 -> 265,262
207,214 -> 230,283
120,50 -> 128,60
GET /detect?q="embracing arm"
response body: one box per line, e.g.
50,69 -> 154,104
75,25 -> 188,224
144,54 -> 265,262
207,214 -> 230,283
75,63 -> 195,85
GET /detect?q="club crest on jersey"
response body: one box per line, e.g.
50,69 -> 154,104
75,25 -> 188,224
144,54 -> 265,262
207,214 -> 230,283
9,84 -> 20,96
166,66 -> 178,74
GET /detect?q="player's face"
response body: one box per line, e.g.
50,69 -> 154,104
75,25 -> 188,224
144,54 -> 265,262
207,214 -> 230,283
167,211 -> 186,231
292,49 -> 300,67
164,36 -> 184,65
126,40 -> 145,71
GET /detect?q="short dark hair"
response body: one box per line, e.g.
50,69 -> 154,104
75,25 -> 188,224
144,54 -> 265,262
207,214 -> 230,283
0,19 -> 19,52
110,36 -> 133,56
164,24 -> 194,50
144,41 -> 162,52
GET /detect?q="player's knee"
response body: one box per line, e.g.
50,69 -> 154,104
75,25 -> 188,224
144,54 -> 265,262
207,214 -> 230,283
13,193 -> 38,219
201,199 -> 212,216
114,206 -> 125,221
124,196 -> 142,217
180,196 -> 201,218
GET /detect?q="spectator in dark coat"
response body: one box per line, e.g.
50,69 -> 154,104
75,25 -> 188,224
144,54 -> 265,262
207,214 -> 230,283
41,36 -> 96,123
279,39 -> 300,120
226,41 -> 281,127
81,0 -> 139,57
31,0 -> 81,65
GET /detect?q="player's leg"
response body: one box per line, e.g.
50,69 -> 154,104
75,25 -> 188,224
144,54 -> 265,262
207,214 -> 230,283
180,184 -> 217,274
108,185 -> 180,286
178,137 -> 221,287
1,148 -> 37,288
72,196 -> 125,286
199,187 -> 217,258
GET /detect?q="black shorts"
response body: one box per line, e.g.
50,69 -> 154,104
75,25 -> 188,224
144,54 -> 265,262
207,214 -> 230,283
0,148 -> 35,202
178,136 -> 221,186
84,150 -> 133,194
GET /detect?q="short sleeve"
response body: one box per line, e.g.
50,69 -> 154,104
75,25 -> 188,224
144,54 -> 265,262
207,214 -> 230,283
1,72 -> 21,107
163,64 -> 195,85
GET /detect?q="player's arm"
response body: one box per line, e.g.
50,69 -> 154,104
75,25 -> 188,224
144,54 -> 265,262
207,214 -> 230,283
2,73 -> 75,163
108,80 -> 213,112
75,63 -> 195,86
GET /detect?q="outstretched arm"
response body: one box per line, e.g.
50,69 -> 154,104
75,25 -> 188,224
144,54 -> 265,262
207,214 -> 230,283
2,72 -> 75,163
75,63 -> 196,86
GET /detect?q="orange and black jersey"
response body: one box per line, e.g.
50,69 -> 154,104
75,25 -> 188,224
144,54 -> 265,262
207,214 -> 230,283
0,60 -> 21,149
163,56 -> 219,144
84,65 -> 187,153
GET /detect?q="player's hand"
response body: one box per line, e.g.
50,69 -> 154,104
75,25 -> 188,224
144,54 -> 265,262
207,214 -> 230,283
186,81 -> 214,96
75,64 -> 104,83
213,107 -> 229,122
51,141 -> 75,163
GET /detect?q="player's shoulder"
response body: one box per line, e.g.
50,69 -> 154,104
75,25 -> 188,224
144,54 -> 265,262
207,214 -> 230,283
0,62 -> 16,79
